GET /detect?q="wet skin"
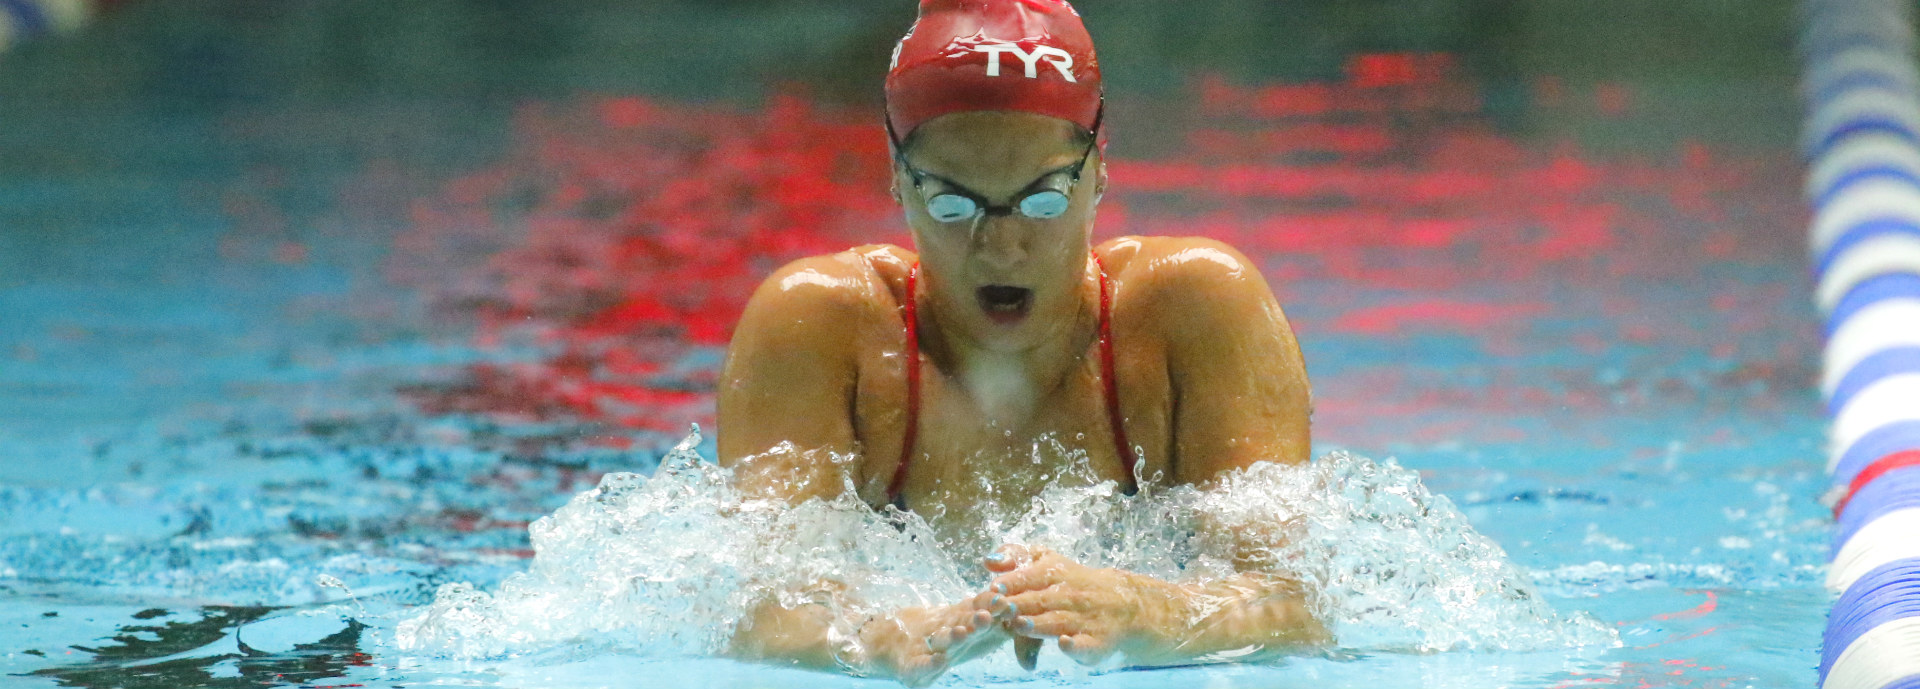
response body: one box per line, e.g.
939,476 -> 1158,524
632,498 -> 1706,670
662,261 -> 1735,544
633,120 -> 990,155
718,111 -> 1325,683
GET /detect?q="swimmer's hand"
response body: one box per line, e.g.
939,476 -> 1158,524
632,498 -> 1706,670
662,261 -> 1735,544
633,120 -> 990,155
977,544 -> 1328,668
849,602 -> 1006,687
974,544 -> 1183,667
731,593 -> 1006,687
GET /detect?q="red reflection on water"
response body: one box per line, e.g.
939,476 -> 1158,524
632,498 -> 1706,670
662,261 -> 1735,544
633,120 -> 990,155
1651,591 -> 1719,621
1349,52 -> 1457,89
390,95 -> 895,430
1332,299 -> 1549,336
383,58 -> 1800,430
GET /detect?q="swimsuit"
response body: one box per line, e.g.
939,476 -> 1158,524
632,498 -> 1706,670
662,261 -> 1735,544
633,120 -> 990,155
886,252 -> 1137,508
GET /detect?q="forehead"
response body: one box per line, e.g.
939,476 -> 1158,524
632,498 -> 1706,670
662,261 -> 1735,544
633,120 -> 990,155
902,111 -> 1087,193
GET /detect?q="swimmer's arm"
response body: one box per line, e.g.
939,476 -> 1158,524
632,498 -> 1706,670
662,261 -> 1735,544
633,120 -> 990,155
717,254 -> 874,505
718,257 -> 867,666
1155,237 -> 1311,480
1147,240 -> 1321,661
728,581 -> 1006,684
1136,571 -> 1328,664
729,590 -> 846,669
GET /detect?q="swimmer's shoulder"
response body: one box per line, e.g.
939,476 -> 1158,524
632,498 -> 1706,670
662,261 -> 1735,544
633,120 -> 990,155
734,245 -> 917,347
1095,235 -> 1279,318
722,248 -> 914,496
846,243 -> 918,309
1099,237 -> 1311,473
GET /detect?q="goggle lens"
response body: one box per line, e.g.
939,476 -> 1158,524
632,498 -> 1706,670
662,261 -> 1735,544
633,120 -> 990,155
926,194 -> 979,223
1017,190 -> 1071,219
923,190 -> 1074,223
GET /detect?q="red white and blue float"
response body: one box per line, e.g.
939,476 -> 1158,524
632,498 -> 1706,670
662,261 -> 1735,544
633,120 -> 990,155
1806,1 -> 1920,688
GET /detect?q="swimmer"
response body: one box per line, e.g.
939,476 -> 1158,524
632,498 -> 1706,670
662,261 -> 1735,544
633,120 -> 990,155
719,0 -> 1325,683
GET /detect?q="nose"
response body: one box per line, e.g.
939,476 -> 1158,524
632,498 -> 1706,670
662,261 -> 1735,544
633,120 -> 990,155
971,215 -> 1029,272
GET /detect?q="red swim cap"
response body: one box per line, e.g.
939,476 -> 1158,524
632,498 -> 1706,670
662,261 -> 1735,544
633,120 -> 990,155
885,0 -> 1102,140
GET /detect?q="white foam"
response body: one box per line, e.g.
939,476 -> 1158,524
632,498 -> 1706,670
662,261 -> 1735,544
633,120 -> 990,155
393,431 -> 1618,664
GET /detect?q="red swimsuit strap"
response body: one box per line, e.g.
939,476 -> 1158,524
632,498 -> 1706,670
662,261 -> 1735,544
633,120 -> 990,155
1095,253 -> 1140,490
889,261 -> 921,507
888,254 -> 1133,507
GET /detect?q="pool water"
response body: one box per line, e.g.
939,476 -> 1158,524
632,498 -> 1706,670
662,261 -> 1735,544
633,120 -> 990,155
0,1 -> 1828,687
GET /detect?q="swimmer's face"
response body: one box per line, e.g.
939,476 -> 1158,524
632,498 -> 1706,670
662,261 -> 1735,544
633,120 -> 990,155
892,111 -> 1108,351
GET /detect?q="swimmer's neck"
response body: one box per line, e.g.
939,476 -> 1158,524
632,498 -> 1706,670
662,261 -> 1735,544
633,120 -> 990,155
920,264 -> 1102,427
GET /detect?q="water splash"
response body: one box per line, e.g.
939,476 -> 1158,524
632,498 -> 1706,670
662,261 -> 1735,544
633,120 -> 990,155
1187,454 -> 1619,652
394,429 -> 1617,664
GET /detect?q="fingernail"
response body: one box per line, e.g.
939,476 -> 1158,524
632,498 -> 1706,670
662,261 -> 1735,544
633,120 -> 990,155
994,583 -> 1007,594
1007,603 -> 1019,617
990,594 -> 1003,606
1016,617 -> 1034,633
985,552 -> 1007,564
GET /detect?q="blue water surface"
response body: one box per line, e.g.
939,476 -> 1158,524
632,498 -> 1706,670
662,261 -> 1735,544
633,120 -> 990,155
1,2 -> 1825,688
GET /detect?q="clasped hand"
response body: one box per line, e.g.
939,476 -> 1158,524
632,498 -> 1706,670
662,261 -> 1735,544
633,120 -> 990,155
902,544 -> 1181,675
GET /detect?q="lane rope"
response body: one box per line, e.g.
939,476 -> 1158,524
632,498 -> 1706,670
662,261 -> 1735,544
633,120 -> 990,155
1804,2 -> 1920,687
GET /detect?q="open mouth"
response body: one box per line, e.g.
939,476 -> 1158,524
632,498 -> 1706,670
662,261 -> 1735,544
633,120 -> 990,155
976,285 -> 1033,324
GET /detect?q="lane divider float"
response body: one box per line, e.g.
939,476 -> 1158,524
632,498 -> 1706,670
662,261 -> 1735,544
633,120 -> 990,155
1805,1 -> 1920,687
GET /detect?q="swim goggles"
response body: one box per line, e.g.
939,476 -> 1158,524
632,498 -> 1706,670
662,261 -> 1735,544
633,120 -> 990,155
885,99 -> 1104,225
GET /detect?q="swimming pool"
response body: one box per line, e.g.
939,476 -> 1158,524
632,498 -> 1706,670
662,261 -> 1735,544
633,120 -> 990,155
0,1 -> 1828,687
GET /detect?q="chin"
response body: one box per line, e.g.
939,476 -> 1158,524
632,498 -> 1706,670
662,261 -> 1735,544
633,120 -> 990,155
970,304 -> 1077,353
